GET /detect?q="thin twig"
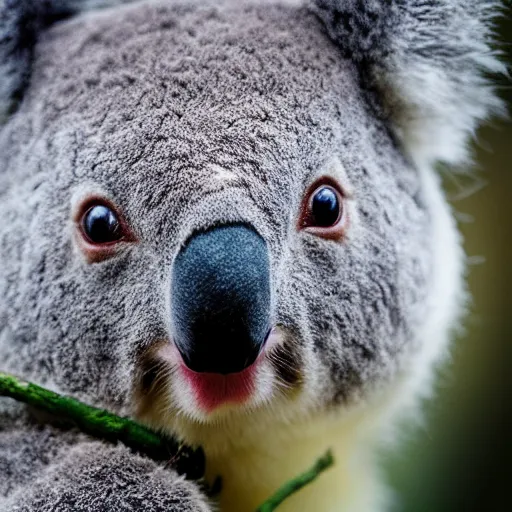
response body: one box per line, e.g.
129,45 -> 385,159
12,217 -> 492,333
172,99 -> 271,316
255,450 -> 335,512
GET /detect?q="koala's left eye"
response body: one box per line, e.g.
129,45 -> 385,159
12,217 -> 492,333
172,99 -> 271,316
298,178 -> 347,240
310,187 -> 341,227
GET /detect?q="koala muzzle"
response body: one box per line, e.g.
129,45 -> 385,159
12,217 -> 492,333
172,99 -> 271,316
171,224 -> 271,374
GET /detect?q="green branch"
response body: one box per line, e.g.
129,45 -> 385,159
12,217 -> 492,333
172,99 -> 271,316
255,450 -> 335,512
0,372 -> 334,510
0,372 -> 205,479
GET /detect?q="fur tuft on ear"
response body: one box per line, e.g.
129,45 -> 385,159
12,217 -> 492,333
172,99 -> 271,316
311,0 -> 507,168
0,0 -> 133,120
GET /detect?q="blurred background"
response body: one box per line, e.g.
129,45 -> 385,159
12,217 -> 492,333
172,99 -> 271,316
387,13 -> 511,512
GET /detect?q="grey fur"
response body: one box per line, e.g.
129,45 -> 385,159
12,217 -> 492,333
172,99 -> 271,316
0,0 -> 132,118
312,0 -> 506,165
0,405 -> 210,511
0,0 -> 503,510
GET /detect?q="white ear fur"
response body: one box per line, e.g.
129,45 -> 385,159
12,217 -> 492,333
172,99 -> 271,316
312,0 -> 507,168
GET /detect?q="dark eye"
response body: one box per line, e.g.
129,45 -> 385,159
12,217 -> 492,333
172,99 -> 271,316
298,179 -> 347,240
82,205 -> 122,244
310,186 -> 341,227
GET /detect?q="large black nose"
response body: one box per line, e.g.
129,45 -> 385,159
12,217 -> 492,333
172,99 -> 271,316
171,224 -> 271,374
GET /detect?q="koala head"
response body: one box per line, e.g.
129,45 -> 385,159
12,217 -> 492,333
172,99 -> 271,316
0,0 -> 503,450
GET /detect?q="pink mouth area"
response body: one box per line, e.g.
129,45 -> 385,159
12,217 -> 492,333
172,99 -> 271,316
180,361 -> 259,413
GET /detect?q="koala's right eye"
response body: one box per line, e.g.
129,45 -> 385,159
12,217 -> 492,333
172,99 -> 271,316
74,198 -> 135,263
82,205 -> 122,244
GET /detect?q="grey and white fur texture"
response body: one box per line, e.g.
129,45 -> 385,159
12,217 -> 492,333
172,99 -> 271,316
0,0 -> 505,511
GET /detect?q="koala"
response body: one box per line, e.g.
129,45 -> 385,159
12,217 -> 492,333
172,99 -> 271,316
0,0 -> 504,511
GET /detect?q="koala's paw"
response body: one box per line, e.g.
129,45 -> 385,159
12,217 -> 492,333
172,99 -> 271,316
2,441 -> 211,512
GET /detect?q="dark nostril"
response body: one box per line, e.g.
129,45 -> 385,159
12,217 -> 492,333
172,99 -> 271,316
171,224 -> 271,374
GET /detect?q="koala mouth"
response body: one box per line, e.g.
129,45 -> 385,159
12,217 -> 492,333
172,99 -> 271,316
178,354 -> 264,413
135,328 -> 296,422
176,327 -> 288,413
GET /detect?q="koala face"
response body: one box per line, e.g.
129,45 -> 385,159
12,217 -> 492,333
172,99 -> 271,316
1,0 -> 495,451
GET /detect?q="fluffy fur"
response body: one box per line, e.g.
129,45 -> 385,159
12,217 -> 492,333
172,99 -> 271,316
313,0 -> 506,166
0,0 -> 503,511
0,406 -> 210,511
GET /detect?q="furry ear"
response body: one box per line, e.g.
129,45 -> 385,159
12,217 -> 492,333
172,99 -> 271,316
0,0 -> 132,120
311,0 -> 507,167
